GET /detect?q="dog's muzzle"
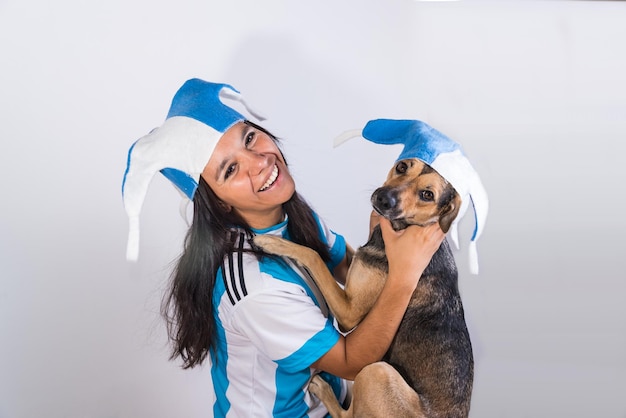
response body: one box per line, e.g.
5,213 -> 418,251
371,187 -> 409,231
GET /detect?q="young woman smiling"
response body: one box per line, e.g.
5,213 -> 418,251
122,79 -> 444,417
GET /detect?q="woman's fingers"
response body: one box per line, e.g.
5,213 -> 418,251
380,218 -> 445,281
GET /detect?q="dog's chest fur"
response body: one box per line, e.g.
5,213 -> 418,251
356,226 -> 474,416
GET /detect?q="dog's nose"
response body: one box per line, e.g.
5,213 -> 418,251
372,188 -> 397,211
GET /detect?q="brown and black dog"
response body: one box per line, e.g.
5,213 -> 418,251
254,158 -> 473,418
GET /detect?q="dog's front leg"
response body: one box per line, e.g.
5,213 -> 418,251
253,235 -> 363,328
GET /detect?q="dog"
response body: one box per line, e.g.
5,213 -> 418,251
254,157 -> 473,418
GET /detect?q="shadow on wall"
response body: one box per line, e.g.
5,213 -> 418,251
221,33 -> 374,140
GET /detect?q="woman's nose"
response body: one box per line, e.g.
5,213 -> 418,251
246,151 -> 269,175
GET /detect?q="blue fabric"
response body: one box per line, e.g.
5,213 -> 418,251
121,140 -> 137,197
274,327 -> 339,417
273,368 -> 313,418
159,167 -> 197,200
210,274 -> 231,417
362,119 -> 461,164
251,217 -> 289,235
311,212 -> 347,272
166,78 -> 245,133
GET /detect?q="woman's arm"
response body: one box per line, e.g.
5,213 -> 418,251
313,217 -> 444,380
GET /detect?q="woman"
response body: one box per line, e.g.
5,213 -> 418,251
122,79 -> 444,417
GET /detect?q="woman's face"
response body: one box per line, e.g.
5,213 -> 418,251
201,122 -> 296,229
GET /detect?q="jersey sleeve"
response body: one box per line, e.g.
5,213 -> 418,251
313,213 -> 347,271
230,283 -> 340,372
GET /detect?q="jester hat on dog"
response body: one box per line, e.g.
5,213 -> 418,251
122,78 -> 263,261
337,119 -> 488,274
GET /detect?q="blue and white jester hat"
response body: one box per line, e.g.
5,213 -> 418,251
336,119 -> 488,274
122,78 -> 263,261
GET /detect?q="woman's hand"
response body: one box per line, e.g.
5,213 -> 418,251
379,217 -> 445,289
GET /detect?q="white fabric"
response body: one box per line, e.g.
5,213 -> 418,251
123,116 -> 221,261
211,217 -> 348,417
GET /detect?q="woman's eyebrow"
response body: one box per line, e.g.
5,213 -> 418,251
215,125 -> 248,181
240,124 -> 251,142
215,159 -> 228,181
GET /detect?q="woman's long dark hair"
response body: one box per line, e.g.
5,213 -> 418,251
161,121 -> 331,369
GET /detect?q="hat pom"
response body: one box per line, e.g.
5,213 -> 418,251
468,241 -> 479,275
126,215 -> 140,262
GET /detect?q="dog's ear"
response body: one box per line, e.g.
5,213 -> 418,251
438,189 -> 462,233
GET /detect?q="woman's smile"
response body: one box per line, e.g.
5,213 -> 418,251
259,165 -> 279,192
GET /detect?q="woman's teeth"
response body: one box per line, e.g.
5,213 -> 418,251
259,165 -> 278,191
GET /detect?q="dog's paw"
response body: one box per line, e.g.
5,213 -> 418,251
253,235 -> 309,259
308,375 -> 334,400
253,234 -> 292,255
254,235 -> 324,269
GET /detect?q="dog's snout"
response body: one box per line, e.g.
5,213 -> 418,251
372,188 -> 398,212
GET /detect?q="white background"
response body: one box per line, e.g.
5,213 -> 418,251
1,0 -> 625,417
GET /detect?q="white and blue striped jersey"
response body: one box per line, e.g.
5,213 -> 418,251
210,214 -> 348,417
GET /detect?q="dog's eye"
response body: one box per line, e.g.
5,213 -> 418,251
420,190 -> 435,202
395,161 -> 408,174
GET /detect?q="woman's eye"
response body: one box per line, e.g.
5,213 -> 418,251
420,190 -> 435,202
245,131 -> 256,146
395,161 -> 408,174
224,164 -> 236,179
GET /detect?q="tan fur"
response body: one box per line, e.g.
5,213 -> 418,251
254,158 -> 472,418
